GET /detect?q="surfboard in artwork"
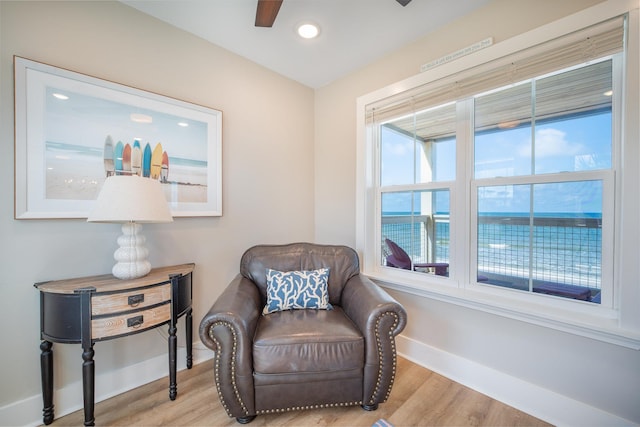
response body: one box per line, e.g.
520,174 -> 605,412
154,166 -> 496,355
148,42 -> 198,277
142,143 -> 152,177
131,140 -> 142,176
161,151 -> 169,183
114,141 -> 124,175
122,143 -> 131,174
104,135 -> 115,177
150,143 -> 163,180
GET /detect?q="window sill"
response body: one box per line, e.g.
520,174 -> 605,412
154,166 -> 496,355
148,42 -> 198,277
367,270 -> 640,350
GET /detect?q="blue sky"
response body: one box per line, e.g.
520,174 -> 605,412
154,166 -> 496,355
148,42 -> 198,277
381,110 -> 611,215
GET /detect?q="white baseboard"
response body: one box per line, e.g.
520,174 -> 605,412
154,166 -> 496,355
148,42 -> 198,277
1,343 -> 214,427
396,334 -> 634,427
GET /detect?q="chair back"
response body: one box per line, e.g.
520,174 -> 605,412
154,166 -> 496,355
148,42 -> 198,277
240,242 -> 360,305
385,238 -> 412,269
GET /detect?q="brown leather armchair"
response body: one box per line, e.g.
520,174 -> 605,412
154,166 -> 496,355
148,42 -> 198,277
199,243 -> 407,424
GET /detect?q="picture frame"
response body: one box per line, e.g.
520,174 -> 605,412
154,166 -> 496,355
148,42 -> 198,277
14,56 -> 222,219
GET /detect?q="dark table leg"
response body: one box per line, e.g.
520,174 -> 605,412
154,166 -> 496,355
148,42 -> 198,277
168,323 -> 177,400
82,345 -> 95,426
40,340 -> 54,425
78,288 -> 96,426
186,308 -> 193,369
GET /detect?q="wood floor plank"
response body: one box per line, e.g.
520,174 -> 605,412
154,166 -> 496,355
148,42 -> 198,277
47,356 -> 551,427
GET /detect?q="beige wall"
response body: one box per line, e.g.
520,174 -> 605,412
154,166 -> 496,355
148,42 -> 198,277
315,0 -> 640,423
0,0 -> 314,412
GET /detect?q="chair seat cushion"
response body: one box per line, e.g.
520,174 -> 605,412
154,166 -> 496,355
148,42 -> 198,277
253,307 -> 364,382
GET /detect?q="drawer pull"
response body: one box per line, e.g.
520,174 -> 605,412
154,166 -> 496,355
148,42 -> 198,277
128,294 -> 144,307
127,315 -> 144,329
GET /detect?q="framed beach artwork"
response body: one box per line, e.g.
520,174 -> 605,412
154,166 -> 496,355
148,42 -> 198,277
14,56 -> 222,219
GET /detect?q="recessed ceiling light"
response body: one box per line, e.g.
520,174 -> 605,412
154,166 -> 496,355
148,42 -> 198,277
130,113 -> 153,124
52,93 -> 69,100
297,22 -> 320,39
178,122 -> 189,127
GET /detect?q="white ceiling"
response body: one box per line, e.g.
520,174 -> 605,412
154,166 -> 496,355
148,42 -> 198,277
121,0 -> 490,88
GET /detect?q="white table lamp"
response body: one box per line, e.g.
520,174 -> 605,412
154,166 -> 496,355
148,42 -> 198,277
87,175 -> 173,279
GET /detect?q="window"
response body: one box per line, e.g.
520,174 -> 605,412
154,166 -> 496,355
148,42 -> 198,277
378,59 -> 615,302
471,60 -> 614,305
357,9 -> 640,347
380,103 -> 455,275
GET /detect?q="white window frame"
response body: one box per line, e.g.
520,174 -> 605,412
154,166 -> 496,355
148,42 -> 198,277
356,0 -> 640,349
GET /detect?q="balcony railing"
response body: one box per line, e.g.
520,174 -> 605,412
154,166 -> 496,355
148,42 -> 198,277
382,213 -> 602,302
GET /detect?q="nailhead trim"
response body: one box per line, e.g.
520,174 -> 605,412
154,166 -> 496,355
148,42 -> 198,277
368,311 -> 399,405
256,401 -> 363,415
209,321 -> 250,417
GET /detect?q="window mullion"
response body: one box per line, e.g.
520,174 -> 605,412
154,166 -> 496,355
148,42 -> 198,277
528,80 -> 536,292
455,98 -> 473,285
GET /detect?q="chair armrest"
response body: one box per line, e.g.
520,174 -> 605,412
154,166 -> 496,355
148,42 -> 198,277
198,274 -> 262,419
413,262 -> 449,276
341,274 -> 407,408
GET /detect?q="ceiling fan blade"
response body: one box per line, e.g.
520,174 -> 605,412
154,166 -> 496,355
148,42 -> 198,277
396,0 -> 412,6
255,0 -> 283,27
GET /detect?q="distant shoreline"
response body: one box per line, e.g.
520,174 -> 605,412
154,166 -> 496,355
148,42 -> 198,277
382,211 -> 602,218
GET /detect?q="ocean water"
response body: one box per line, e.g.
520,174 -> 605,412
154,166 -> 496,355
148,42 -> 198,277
382,212 -> 602,289
46,141 -> 103,157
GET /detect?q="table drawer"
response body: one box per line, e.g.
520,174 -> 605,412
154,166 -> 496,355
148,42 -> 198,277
92,303 -> 171,339
91,283 -> 171,315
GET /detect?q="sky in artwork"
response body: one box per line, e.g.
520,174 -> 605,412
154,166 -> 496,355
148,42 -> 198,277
45,85 -> 209,162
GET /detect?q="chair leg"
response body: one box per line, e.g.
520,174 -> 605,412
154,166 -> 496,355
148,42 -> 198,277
236,415 -> 256,424
362,403 -> 379,411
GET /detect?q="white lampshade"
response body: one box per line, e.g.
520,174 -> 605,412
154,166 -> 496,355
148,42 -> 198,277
87,175 -> 173,223
88,176 -> 173,280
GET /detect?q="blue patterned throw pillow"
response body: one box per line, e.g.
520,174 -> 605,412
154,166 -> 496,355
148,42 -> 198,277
263,268 -> 332,314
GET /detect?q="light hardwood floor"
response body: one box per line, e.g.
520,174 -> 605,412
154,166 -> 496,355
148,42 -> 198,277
50,357 -> 551,426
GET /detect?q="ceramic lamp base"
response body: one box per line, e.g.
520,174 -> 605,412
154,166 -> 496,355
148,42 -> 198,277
112,222 -> 151,280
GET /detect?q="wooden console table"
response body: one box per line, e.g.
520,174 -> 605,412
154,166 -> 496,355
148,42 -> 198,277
35,263 -> 195,426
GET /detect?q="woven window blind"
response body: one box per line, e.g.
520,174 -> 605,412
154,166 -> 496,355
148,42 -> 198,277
366,15 -> 625,129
